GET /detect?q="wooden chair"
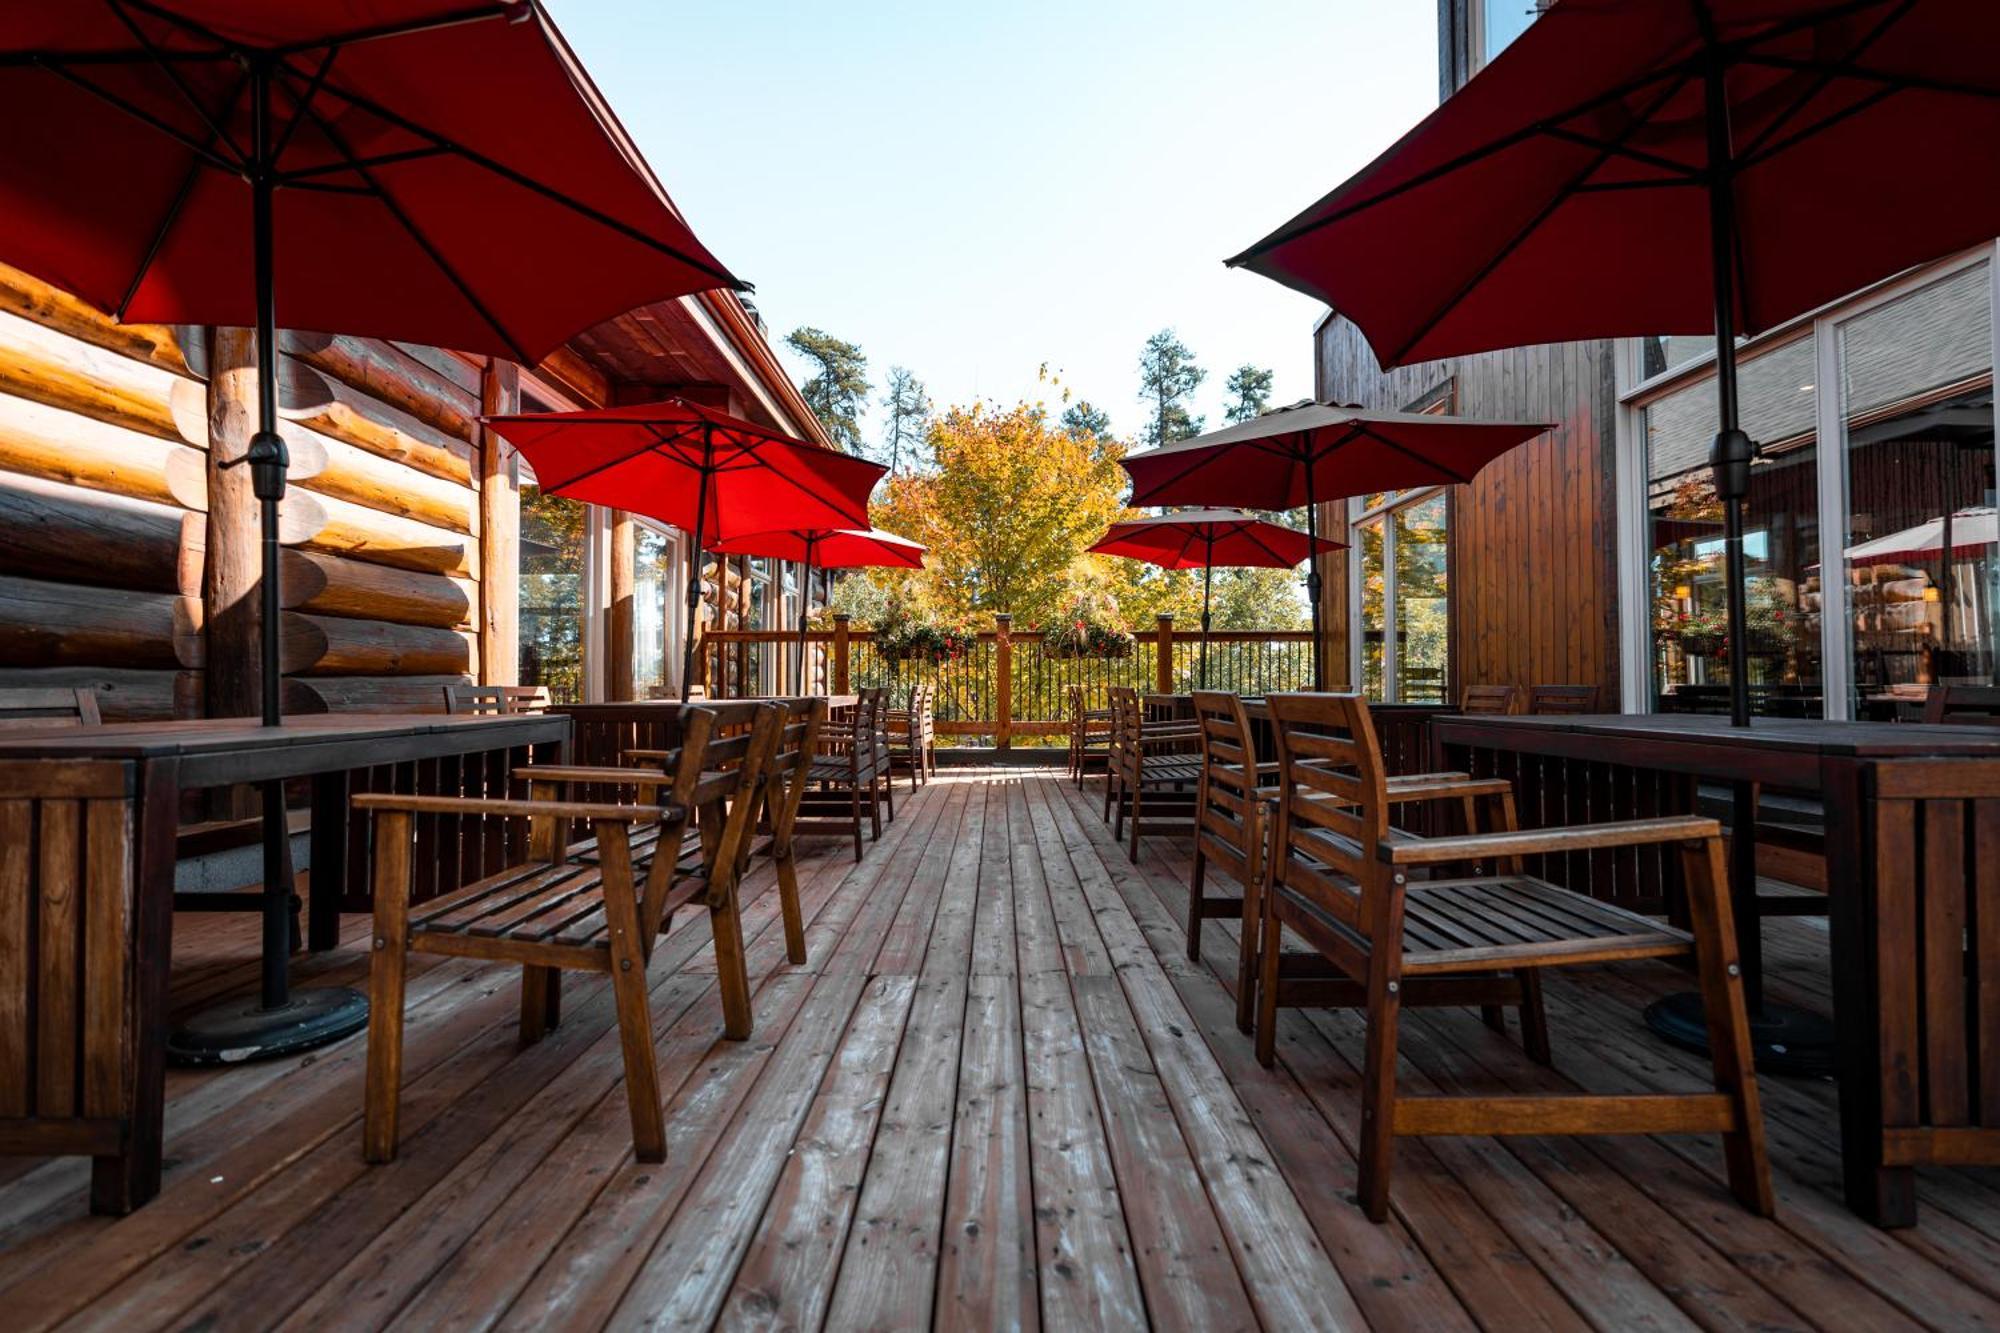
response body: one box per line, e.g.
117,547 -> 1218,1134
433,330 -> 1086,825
443,683 -> 551,715
1104,686 -> 1200,861
356,703 -> 784,1163
1190,690 -> 1515,1036
799,686 -> 891,860
1257,691 -> 1771,1222
1068,685 -> 1112,788
0,686 -> 101,730
1460,684 -> 1519,715
885,682 -> 936,788
1923,684 -> 2000,724
1528,684 -> 1597,714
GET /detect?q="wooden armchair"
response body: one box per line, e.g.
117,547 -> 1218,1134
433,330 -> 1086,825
1528,684 -> 1597,714
443,683 -> 550,715
1460,684 -> 1519,715
0,686 -> 102,729
1923,684 -> 2000,724
1067,684 -> 1112,787
1104,686 -> 1200,861
1256,691 -> 1770,1222
799,686 -> 892,859
355,702 -> 785,1163
885,682 -> 936,788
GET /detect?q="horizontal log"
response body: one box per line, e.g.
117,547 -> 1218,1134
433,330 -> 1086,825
282,674 -> 466,715
279,549 -> 472,628
163,426 -> 327,512
293,427 -> 475,535
282,612 -> 473,677
0,666 -> 198,720
0,574 -> 197,669
284,332 -> 478,444
0,472 -> 200,595
0,389 -> 202,507
0,261 -> 194,377
0,307 -> 196,444
280,357 -> 475,487
283,490 -> 477,578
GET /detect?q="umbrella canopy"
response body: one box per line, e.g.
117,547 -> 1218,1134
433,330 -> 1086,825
0,1 -> 742,361
1091,508 -> 1344,688
1119,402 -> 1546,688
1228,0 -> 2000,727
708,526 -> 927,570
485,398 -> 887,700
1121,402 -> 1548,509
1089,508 -> 1343,569
1846,507 -> 1997,565
487,398 -> 885,539
708,526 -> 925,692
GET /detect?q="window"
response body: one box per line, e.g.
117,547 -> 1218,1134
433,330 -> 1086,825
519,483 -> 587,703
1642,335 -> 1820,716
1476,0 -> 1543,68
632,524 -> 679,699
1837,262 -> 1995,713
1352,489 -> 1450,702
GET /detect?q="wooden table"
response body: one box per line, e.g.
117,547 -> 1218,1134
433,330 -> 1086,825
556,696 -> 855,772
1432,712 -> 2000,1226
0,712 -> 567,1213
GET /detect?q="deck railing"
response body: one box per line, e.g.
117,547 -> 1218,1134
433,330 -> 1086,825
697,613 -> 1317,747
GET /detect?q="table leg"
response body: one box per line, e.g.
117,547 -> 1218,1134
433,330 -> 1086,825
1729,780 -> 1764,1010
309,771 -> 350,952
1824,758 -> 1916,1227
91,759 -> 179,1214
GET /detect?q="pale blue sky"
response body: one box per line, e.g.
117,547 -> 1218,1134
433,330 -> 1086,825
553,2 -> 1439,443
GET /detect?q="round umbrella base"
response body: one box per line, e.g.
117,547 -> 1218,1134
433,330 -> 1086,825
1642,990 -> 1837,1078
167,986 -> 369,1067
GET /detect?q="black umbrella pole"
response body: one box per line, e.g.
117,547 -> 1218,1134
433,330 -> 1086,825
797,548 -> 815,694
1200,560 -> 1212,690
1304,468 -> 1324,690
1702,60 -> 1756,730
680,450 -> 712,703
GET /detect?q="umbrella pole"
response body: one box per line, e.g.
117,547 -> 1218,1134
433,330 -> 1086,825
798,540 -> 815,694
1304,458 -> 1324,690
169,59 -> 368,1064
1200,537 -> 1213,690
680,429 -> 713,703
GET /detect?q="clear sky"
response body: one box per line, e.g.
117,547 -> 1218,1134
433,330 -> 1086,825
551,1 -> 1440,443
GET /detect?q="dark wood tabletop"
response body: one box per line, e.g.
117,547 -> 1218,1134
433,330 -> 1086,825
1433,712 -> 2000,758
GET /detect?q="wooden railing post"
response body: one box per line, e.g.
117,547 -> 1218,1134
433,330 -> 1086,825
1156,613 -> 1174,693
994,613 -> 1013,751
833,614 -> 851,695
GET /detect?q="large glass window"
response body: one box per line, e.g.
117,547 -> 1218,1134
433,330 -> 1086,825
1478,0 -> 1541,66
1644,335 -> 1821,715
1353,490 -> 1450,702
520,484 -> 587,703
1839,263 -> 1995,715
633,525 -> 676,699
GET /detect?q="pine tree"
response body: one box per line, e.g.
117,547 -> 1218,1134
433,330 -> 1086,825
1136,329 -> 1205,447
785,326 -> 870,451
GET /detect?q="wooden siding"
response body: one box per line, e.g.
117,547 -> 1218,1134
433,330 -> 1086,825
1317,316 -> 1622,704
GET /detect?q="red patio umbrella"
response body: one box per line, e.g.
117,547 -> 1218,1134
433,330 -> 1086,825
708,527 -> 927,692
1227,0 -> 2000,728
1089,508 -> 1343,687
485,399 -> 887,701
0,2 -> 745,1059
1120,401 -> 1547,687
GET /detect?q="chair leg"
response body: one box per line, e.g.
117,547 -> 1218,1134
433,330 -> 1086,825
1357,967 -> 1404,1223
1681,835 -> 1775,1216
1104,767 -> 1117,822
1186,846 -> 1207,962
850,783 -> 864,862
363,811 -> 412,1165
1128,784 -> 1143,863
599,824 -> 666,1162
520,965 -> 562,1044
709,879 -> 755,1041
1480,1004 -> 1507,1035
1236,816 -> 1263,1036
883,763 -> 896,822
776,846 -> 808,966
1255,899 -> 1283,1068
1516,967 -> 1551,1065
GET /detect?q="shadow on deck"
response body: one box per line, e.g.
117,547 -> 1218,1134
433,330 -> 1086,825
1,768 -> 1997,1330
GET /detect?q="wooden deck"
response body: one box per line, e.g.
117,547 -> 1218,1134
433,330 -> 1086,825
4,767 -> 2000,1331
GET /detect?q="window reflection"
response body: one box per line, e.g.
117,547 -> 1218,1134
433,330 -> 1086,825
520,484 -> 586,704
1394,493 -> 1449,703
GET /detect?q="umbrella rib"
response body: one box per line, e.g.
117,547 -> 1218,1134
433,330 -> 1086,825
274,3 -> 518,57
34,59 -> 239,170
1354,423 -> 1476,485
270,45 -> 340,163
284,82 -> 535,364
282,145 -> 457,183
113,66 -> 252,321
1738,0 -> 1915,160
1743,53 -> 2000,104
1539,124 -> 1702,180
1384,71 -> 1695,367
104,0 -> 246,165
273,69 -> 745,290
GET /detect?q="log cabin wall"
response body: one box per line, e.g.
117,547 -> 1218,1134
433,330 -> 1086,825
1314,313 -> 1623,704
0,261 -> 505,720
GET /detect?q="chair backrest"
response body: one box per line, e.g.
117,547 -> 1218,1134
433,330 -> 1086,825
1265,692 -> 1393,967
636,702 -> 783,945
444,683 -> 550,715
1461,684 -> 1519,715
1924,684 -> 2000,725
1106,686 -> 1139,759
762,696 -> 828,853
1191,690 -> 1262,860
1528,684 -> 1596,715
0,687 -> 101,731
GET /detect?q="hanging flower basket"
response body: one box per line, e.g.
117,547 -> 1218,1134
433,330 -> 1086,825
1679,632 -> 1726,657
1042,621 -> 1135,660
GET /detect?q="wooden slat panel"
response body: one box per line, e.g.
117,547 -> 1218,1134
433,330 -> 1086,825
35,798 -> 79,1117
1923,799 -> 1970,1126
1977,799 -> 2000,1127
1877,799 -> 1921,1132
81,799 -> 130,1118
0,798 -> 28,1115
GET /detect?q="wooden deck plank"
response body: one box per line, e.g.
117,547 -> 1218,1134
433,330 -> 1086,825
935,969 -> 1037,1330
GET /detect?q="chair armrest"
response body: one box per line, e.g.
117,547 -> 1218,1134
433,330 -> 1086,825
353,793 -> 675,823
1380,815 -> 1720,867
512,765 -> 668,785
622,747 -> 680,764
1382,773 -> 1513,803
